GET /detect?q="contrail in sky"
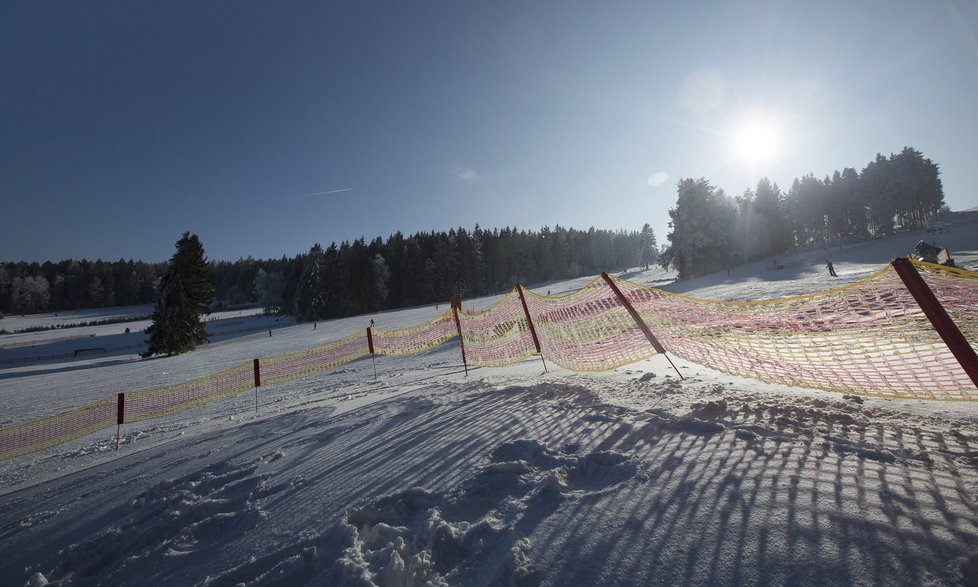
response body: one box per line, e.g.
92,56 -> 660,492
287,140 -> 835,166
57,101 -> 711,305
293,188 -> 355,198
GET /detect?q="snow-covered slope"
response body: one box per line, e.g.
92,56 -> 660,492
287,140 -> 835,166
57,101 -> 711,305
2,216 -> 977,586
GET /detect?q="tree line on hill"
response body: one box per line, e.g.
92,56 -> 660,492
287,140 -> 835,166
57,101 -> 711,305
218,224 -> 659,322
0,146 -> 945,322
0,225 -> 659,320
661,146 -> 945,280
0,259 -> 161,315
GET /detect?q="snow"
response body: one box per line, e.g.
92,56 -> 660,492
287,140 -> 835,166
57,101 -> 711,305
2,216 -> 978,586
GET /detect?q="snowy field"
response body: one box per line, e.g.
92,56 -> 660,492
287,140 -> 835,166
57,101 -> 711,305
2,214 -> 978,586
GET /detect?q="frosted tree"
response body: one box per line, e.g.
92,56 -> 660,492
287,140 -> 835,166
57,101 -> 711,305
752,178 -> 788,257
660,178 -> 735,280
838,167 -> 867,238
253,269 -> 285,315
87,276 -> 105,307
9,275 -> 50,314
860,154 -> 895,236
640,223 -> 658,269
371,254 -> 390,304
890,147 -> 944,228
144,232 -> 213,357
295,244 -> 329,322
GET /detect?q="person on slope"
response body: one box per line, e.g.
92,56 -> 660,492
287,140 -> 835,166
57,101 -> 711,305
826,260 -> 838,277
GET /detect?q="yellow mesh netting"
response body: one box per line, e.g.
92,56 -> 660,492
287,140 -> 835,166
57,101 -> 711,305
457,289 -> 538,368
372,312 -> 456,356
3,260 -> 977,461
913,261 -> 978,347
613,264 -> 977,401
125,361 -> 255,423
523,277 -> 659,371
261,331 -> 369,387
0,397 -> 117,460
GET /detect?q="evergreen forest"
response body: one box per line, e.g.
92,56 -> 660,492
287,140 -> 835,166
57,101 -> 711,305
660,146 -> 945,279
0,147 -> 945,320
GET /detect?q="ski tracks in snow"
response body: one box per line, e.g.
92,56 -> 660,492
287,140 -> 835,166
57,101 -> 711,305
6,375 -> 978,586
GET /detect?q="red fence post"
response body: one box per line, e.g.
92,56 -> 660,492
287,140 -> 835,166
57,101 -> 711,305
116,392 -> 125,451
601,272 -> 683,379
253,358 -> 261,413
891,258 -> 978,389
367,327 -> 377,380
516,284 -> 548,372
451,294 -> 469,376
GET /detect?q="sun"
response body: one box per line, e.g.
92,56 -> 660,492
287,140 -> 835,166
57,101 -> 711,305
730,120 -> 782,164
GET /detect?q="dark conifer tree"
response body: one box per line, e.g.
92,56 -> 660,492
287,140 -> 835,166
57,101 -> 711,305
143,232 -> 213,357
640,223 -> 658,269
660,178 -> 735,280
295,244 -> 329,321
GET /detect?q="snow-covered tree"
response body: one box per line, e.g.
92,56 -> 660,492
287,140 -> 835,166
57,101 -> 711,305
660,178 -> 735,280
295,244 -> 329,322
371,254 -> 390,304
9,275 -> 50,314
640,223 -> 658,269
253,269 -> 285,315
752,177 -> 789,257
87,276 -> 105,307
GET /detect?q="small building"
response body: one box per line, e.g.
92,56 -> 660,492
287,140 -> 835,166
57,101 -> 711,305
909,240 -> 955,266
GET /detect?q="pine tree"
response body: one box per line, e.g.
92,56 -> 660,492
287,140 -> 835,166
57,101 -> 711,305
295,244 -> 329,321
253,268 -> 285,315
144,232 -> 213,357
640,223 -> 658,269
660,178 -> 735,280
752,177 -> 788,257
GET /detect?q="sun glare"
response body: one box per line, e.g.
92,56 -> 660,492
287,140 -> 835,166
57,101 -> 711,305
730,121 -> 782,164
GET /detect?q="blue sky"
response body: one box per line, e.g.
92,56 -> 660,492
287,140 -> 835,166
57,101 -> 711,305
3,1 -> 977,262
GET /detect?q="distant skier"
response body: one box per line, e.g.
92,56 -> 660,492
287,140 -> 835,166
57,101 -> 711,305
826,260 -> 837,277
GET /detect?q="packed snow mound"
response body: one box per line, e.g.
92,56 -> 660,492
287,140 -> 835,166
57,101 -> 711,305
196,433 -> 642,587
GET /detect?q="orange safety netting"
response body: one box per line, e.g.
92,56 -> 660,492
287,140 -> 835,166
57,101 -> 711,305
125,361 -> 255,423
458,290 -> 538,367
614,262 -> 978,401
0,397 -> 117,460
372,313 -> 456,356
914,261 -> 978,346
3,260 -> 977,461
260,331 -> 369,386
523,277 -> 659,371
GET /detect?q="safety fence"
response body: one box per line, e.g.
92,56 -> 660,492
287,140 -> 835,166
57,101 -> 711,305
2,259 -> 977,461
